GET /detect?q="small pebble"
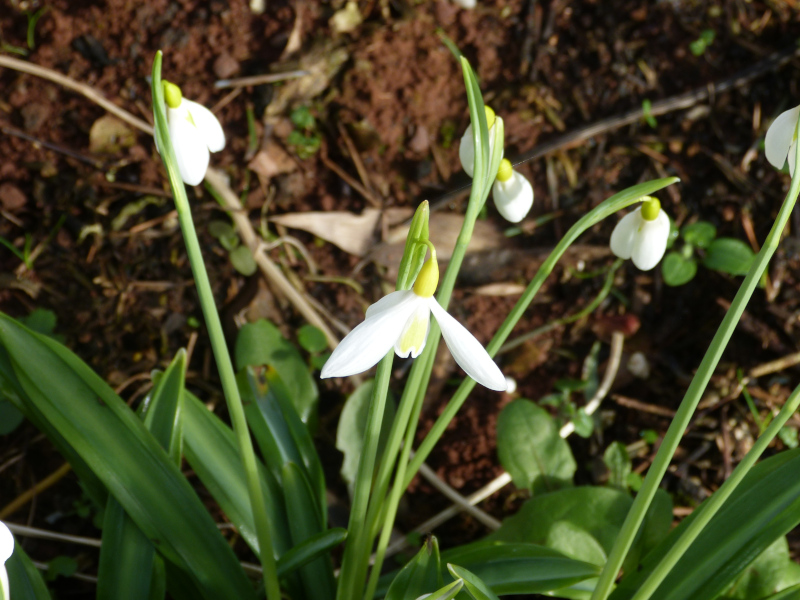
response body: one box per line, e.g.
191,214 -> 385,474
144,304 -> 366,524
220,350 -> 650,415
0,183 -> 26,211
213,52 -> 240,79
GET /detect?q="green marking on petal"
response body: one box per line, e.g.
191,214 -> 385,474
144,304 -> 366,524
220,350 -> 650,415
398,310 -> 428,356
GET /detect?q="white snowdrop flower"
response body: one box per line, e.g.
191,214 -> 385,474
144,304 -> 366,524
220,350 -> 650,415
627,352 -> 650,379
159,81 -> 225,186
492,159 -> 534,223
765,105 -> 800,176
459,106 -> 503,177
609,197 -> 671,271
0,521 -> 13,600
321,248 -> 507,391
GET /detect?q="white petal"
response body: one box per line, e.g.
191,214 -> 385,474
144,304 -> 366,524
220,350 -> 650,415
321,292 -> 421,378
492,170 -> 534,223
168,106 -> 210,185
183,99 -> 226,153
0,522 -> 12,564
459,125 -> 475,177
631,209 -> 670,271
365,289 -> 414,319
609,209 -> 642,260
765,106 -> 800,171
452,0 -> 476,7
790,141 -> 798,177
394,302 -> 431,358
428,300 -> 507,391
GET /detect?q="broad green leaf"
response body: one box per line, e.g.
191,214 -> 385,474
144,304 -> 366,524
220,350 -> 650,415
182,390 -> 292,559
336,379 -> 396,493
661,252 -> 697,287
0,400 -> 23,435
5,541 -> 52,600
19,309 -> 57,337
703,238 -> 755,276
276,528 -> 347,578
229,245 -> 257,276
546,521 -> 607,567
496,399 -> 576,494
722,536 -> 800,599
235,319 -> 318,423
487,486 -> 671,568
681,221 -> 716,248
442,541 -> 600,594
241,368 -> 326,525
385,537 -> 442,600
297,325 -> 327,354
610,449 -> 800,600
98,351 -> 185,600
447,564 -> 500,600
44,556 -> 77,581
281,462 -> 336,600
572,408 -> 594,438
0,314 -> 255,600
604,442 -> 632,490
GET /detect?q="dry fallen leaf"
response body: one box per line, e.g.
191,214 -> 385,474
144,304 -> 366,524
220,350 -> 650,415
89,115 -> 136,154
248,140 -> 297,180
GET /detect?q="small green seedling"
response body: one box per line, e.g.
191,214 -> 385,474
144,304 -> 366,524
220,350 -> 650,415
287,106 -> 322,159
641,99 -> 657,129
207,220 -> 257,276
689,29 -> 716,56
661,220 -> 755,286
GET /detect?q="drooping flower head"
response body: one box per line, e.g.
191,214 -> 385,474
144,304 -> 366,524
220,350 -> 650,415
321,244 -> 507,391
609,196 -> 670,271
492,159 -> 534,223
159,81 -> 225,186
0,521 -> 13,600
459,106 -> 503,178
765,105 -> 800,176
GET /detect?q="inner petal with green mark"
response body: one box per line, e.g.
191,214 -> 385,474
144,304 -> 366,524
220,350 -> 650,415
395,302 -> 431,358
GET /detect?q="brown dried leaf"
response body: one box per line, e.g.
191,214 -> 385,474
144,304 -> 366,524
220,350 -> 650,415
89,115 -> 136,154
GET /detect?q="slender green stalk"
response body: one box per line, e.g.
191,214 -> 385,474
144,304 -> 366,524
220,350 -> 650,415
336,354 -> 393,600
590,124 -> 800,600
150,52 -> 280,600
630,381 -> 800,600
404,177 -> 678,487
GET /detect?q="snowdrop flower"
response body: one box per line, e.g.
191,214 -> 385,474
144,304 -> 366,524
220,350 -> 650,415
159,81 -> 225,186
321,247 -> 507,391
492,159 -> 534,223
459,106 -> 503,177
1,521 -> 13,600
609,197 -> 670,271
765,105 -> 800,176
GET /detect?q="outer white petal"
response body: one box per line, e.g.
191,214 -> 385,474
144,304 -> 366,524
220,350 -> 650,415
765,106 -> 800,171
321,292 -> 421,378
631,210 -> 670,271
492,170 -> 534,223
0,522 -> 12,564
459,125 -> 476,177
183,99 -> 226,153
609,209 -> 642,260
428,300 -> 507,391
365,289 -> 415,319
168,106 -> 210,185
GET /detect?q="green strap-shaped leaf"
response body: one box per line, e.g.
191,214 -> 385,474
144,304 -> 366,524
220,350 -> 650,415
181,390 -> 292,559
276,528 -> 347,578
610,449 -> 800,600
442,542 -> 600,595
0,314 -> 254,600
447,564 -> 501,600
6,541 -> 51,600
385,537 -> 443,600
97,350 -> 186,600
281,462 -> 336,600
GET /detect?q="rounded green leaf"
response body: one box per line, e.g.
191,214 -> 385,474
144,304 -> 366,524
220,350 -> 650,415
298,325 -> 328,354
681,221 -> 716,248
497,400 -> 576,493
662,252 -> 697,286
703,238 -> 755,275
229,245 -> 257,276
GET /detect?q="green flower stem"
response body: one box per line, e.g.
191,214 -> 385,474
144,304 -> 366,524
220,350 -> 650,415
630,381 -> 800,600
149,52 -> 280,600
404,177 -> 679,489
363,322 -> 441,600
336,353 -> 393,600
590,137 -> 800,600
